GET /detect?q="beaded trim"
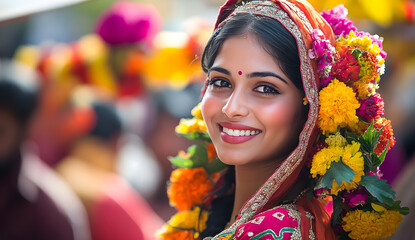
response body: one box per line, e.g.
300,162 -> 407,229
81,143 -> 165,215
211,1 -> 319,239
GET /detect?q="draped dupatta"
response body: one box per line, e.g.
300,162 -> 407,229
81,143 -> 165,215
211,1 -> 336,239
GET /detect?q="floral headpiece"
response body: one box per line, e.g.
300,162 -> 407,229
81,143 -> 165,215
156,2 -> 408,240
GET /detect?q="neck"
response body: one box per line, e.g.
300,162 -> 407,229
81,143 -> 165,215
229,160 -> 278,225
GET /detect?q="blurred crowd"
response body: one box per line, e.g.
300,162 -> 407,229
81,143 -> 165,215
0,0 -> 414,240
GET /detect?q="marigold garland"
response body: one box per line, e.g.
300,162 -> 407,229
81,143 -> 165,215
309,5 -> 407,240
342,209 -> 403,240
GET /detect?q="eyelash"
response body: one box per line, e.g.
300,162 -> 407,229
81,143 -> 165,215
207,78 -> 280,95
254,84 -> 280,95
207,78 -> 232,88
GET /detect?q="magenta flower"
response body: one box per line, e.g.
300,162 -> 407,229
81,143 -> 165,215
95,1 -> 161,46
341,187 -> 368,208
357,93 -> 385,120
309,29 -> 335,86
321,5 -> 357,37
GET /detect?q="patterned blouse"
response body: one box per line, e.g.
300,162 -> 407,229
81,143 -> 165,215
206,204 -> 315,240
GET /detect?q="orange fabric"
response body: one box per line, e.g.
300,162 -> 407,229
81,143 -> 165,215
214,1 -> 336,239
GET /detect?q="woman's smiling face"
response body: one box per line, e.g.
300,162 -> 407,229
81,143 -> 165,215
201,34 -> 306,167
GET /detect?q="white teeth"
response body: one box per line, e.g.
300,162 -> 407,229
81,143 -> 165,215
222,127 -> 260,137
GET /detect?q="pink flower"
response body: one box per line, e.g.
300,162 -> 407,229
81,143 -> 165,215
356,93 -> 384,120
95,1 -> 161,46
309,29 -> 335,86
321,5 -> 357,37
341,187 -> 368,208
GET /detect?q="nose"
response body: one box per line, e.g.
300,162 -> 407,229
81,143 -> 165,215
222,89 -> 249,119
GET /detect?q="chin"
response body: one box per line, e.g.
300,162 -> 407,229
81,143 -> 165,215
216,151 -> 255,166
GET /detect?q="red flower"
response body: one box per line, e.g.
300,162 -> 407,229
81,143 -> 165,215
374,118 -> 395,155
331,46 -> 360,84
357,93 -> 385,120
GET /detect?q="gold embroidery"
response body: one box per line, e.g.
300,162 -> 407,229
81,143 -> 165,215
305,211 -> 316,240
279,204 -> 302,240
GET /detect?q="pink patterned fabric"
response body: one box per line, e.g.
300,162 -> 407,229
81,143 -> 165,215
233,206 -> 300,240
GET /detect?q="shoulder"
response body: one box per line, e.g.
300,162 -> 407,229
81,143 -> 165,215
233,204 -> 312,240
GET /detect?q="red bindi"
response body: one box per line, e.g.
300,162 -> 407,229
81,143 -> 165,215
238,71 -> 243,75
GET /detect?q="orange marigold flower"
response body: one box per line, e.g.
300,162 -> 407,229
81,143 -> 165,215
374,117 -> 395,154
168,168 -> 213,211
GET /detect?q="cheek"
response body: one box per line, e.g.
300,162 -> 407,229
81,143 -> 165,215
201,94 -> 221,129
259,101 -> 300,129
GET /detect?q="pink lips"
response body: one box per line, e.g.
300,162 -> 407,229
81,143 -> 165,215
219,122 -> 261,144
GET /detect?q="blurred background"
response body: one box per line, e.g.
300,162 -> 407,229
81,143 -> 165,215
0,0 -> 414,239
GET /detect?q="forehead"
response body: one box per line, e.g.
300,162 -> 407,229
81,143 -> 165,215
212,34 -> 283,74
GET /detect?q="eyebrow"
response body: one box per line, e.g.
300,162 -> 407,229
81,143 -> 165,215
208,67 -> 231,76
247,72 -> 288,84
208,67 -> 288,85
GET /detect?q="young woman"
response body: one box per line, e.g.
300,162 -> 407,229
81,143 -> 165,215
200,1 -> 334,239
157,1 -> 405,239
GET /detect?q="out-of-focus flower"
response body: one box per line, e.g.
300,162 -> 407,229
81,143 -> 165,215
95,1 -> 161,46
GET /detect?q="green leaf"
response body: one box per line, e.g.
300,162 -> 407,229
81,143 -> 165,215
359,120 -> 382,153
168,155 -> 194,168
190,143 -> 209,168
388,200 -> 410,215
205,158 -> 228,174
370,153 -> 381,171
377,140 -> 389,165
351,49 -> 362,59
360,175 -> 396,206
316,160 -> 355,189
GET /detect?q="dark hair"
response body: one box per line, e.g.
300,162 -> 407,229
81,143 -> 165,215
0,61 -> 39,126
89,102 -> 122,141
199,14 -> 304,238
202,14 -> 303,91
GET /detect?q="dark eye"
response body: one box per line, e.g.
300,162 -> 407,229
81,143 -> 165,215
209,79 -> 232,88
254,85 -> 279,95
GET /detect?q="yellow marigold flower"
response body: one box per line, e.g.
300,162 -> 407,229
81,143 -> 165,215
325,132 -> 347,147
169,207 -> 208,232
331,142 -> 364,195
342,209 -> 403,240
168,168 -> 213,211
155,224 -> 195,240
318,79 -> 360,134
336,31 -> 381,57
310,145 -> 344,178
175,118 -> 207,134
191,102 -> 203,120
352,81 -> 370,99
